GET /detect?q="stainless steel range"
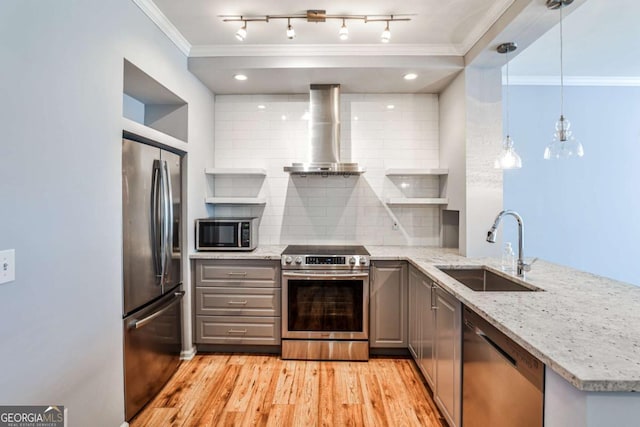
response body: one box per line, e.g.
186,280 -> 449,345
281,245 -> 370,361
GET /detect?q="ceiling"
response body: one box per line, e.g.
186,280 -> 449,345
144,0 -> 521,94
145,0 -> 628,94
152,0 -> 513,49
509,0 -> 640,79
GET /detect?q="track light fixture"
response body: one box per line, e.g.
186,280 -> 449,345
220,10 -> 411,43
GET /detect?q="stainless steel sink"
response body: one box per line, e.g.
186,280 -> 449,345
437,267 -> 542,292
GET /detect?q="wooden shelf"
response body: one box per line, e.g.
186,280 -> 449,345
205,168 -> 267,176
205,197 -> 267,205
385,168 -> 449,176
386,198 -> 448,206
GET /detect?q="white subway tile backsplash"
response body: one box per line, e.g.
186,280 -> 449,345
212,93 -> 443,246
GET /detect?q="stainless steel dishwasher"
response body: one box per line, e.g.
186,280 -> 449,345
462,307 -> 544,427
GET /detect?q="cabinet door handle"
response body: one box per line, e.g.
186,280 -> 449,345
431,283 -> 438,310
227,272 -> 248,277
227,300 -> 248,305
227,329 -> 247,334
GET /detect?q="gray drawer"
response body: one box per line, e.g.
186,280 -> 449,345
195,287 -> 281,316
196,260 -> 279,288
195,316 -> 281,345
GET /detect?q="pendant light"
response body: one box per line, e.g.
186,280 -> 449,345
544,0 -> 584,160
494,42 -> 522,170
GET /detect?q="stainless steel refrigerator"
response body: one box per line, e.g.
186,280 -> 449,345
122,136 -> 183,421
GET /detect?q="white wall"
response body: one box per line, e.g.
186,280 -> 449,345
439,72 -> 467,251
503,85 -> 640,285
0,1 -> 214,426
211,94 -> 444,246
438,68 -> 504,257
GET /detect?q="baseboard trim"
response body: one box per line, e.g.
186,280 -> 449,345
180,346 -> 197,360
120,422 -> 130,427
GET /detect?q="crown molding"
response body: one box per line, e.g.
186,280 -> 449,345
132,0 -> 192,56
507,75 -> 640,86
460,0 -> 516,54
189,43 -> 463,58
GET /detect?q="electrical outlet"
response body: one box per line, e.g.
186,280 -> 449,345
0,249 -> 15,285
392,222 -> 399,231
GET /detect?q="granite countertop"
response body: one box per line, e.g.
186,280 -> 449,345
190,245 -> 640,392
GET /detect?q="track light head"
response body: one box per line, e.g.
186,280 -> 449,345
339,19 -> 349,41
381,22 -> 391,43
286,18 -> 295,39
235,21 -> 247,41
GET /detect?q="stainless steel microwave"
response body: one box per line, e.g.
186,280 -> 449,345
195,217 -> 259,251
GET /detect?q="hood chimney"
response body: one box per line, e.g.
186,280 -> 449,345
284,84 -> 364,175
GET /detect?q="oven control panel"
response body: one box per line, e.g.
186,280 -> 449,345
306,256 -> 345,265
282,255 -> 369,268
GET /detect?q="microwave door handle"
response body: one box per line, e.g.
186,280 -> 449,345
162,160 -> 174,282
237,222 -> 242,249
151,160 -> 163,284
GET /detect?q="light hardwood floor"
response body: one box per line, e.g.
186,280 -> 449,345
131,354 -> 446,427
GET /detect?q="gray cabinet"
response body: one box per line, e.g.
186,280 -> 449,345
370,261 -> 408,348
409,265 -> 436,387
193,259 -> 280,345
408,265 -> 461,427
434,286 -> 461,427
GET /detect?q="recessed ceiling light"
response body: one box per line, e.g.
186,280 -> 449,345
387,105 -> 395,110
281,115 -> 287,120
257,105 -> 266,110
234,74 -> 248,81
403,73 -> 418,80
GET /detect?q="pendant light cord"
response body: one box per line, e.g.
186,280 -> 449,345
505,48 -> 510,138
559,3 -> 564,117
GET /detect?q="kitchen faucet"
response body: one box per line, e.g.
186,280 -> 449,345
487,210 -> 534,277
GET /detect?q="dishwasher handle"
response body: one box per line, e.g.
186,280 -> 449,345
470,321 -> 517,367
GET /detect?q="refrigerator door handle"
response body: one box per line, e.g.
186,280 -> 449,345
162,160 -> 174,283
128,291 -> 185,330
151,160 -> 163,284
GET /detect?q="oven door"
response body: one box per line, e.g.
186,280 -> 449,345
282,271 -> 369,340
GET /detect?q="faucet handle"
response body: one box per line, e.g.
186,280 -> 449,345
522,257 -> 538,272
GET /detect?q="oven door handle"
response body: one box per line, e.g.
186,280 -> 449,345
282,271 -> 370,279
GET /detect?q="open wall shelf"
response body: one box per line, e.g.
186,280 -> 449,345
386,198 -> 449,206
204,197 -> 267,205
385,168 -> 449,176
205,168 -> 267,176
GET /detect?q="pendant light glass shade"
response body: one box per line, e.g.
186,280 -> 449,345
543,116 -> 584,159
494,136 -> 522,169
494,42 -> 522,170
544,0 -> 583,160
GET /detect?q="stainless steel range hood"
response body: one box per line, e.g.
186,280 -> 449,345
284,84 -> 364,175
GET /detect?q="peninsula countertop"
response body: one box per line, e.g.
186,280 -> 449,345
190,245 -> 640,392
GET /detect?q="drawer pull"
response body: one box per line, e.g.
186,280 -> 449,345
227,300 -> 248,305
227,272 -> 248,277
227,329 -> 248,334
